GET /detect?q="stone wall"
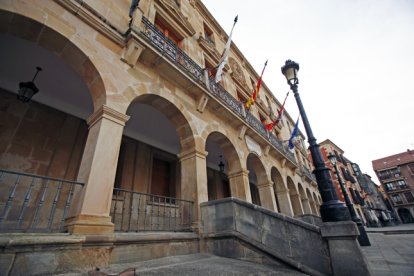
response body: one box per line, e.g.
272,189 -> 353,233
200,198 -> 331,276
0,232 -> 198,275
0,89 -> 87,180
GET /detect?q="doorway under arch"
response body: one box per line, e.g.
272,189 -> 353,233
205,131 -> 241,201
271,167 -> 291,215
247,153 -> 268,207
398,207 -> 414,224
287,177 -> 303,216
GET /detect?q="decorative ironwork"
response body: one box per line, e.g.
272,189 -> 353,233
142,17 -> 204,83
111,188 -> 193,232
208,77 -> 244,116
0,169 -> 84,233
141,16 -> 296,166
303,166 -> 316,182
246,112 -> 268,137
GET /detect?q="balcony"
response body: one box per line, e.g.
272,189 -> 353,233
302,166 -> 316,183
139,16 -> 296,166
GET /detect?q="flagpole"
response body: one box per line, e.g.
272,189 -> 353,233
215,15 -> 238,83
246,60 -> 268,110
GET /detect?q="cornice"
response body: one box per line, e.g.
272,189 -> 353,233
54,0 -> 125,46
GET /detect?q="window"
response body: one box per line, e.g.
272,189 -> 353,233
250,77 -> 256,92
397,180 -> 408,189
265,95 -> 273,114
352,163 -> 360,176
155,16 -> 183,48
204,59 -> 217,78
405,192 -> 414,203
349,188 -> 358,204
203,23 -> 215,45
378,167 -> 401,181
391,194 -> 403,204
237,90 -> 248,104
385,183 -> 396,191
259,113 -> 266,124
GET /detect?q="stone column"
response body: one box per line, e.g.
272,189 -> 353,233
301,197 -> 312,215
178,149 -> 208,232
276,190 -> 294,217
65,105 -> 129,234
257,182 -> 277,212
228,169 -> 252,203
290,193 -> 304,216
321,222 -> 372,276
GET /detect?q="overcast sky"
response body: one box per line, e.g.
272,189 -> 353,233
202,0 -> 414,182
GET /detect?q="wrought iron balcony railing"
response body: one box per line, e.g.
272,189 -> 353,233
0,169 -> 84,233
141,17 -> 296,165
111,188 -> 193,232
303,166 -> 316,182
142,17 -> 204,84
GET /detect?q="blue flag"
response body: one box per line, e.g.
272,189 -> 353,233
288,117 -> 300,150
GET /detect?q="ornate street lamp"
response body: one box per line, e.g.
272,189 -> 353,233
218,155 -> 225,173
327,152 -> 371,246
281,60 -> 350,222
18,66 -> 42,102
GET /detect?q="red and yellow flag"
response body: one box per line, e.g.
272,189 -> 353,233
245,60 -> 268,110
265,90 -> 290,131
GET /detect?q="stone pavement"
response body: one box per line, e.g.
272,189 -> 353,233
58,225 -> 414,276
362,224 -> 414,276
61,254 -> 307,276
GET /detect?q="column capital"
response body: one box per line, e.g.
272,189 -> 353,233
87,105 -> 130,128
257,181 -> 274,189
178,149 -> 208,161
228,168 -> 249,179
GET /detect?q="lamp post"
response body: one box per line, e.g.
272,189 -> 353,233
327,152 -> 371,246
18,66 -> 42,102
218,155 -> 225,173
281,60 -> 350,222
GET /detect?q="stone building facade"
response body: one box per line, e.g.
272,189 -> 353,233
351,164 -> 395,227
0,0 -> 319,235
373,149 -> 414,224
318,139 -> 368,224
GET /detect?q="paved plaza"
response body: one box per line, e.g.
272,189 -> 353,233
58,224 -> 414,276
363,224 -> 414,276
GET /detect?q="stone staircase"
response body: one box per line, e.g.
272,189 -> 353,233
64,254 -> 307,275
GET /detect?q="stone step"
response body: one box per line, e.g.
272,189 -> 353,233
81,254 -> 308,276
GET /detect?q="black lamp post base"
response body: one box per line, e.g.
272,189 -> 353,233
355,220 -> 371,246
320,200 -> 351,222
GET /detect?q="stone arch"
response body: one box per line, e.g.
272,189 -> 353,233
398,207 -> 414,224
287,177 -> 303,216
247,153 -> 268,207
271,167 -> 292,216
205,131 -> 243,201
298,183 -> 311,215
0,9 -> 107,111
127,94 -> 196,153
205,131 -> 242,174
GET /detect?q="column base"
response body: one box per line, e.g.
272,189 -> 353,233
320,200 -> 351,222
65,215 -> 114,234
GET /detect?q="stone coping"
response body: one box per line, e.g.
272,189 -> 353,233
0,232 -> 198,249
201,197 -> 321,233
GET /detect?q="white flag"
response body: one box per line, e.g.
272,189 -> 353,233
215,16 -> 238,83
